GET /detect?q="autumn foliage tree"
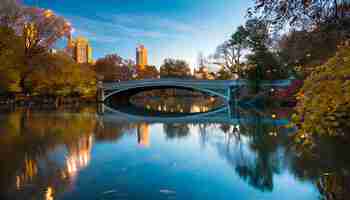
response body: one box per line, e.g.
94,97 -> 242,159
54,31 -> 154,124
94,54 -> 133,81
0,1 -> 96,99
160,59 -> 192,79
0,26 -> 23,93
0,1 -> 72,93
135,65 -> 159,80
28,52 -> 96,98
293,44 -> 350,141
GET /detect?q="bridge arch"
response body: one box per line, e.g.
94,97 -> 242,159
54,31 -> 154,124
103,84 -> 230,103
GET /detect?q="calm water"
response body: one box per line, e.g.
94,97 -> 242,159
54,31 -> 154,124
0,99 -> 335,199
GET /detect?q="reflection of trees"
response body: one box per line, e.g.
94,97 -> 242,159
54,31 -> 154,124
163,123 -> 190,139
94,117 -> 135,142
197,108 -> 288,192
288,135 -> 350,200
130,90 -> 224,114
0,108 -> 96,200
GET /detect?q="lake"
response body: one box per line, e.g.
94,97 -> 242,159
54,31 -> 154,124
0,97 -> 336,199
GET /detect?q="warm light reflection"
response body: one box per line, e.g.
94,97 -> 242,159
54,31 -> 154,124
45,186 -> 54,200
15,157 -> 38,190
137,123 -> 150,147
130,93 -> 223,114
63,135 -> 93,179
190,105 -> 210,113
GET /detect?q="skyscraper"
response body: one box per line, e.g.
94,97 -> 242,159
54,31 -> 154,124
66,35 -> 93,64
136,45 -> 148,70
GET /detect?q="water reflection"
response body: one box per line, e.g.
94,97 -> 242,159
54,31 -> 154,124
137,123 -> 150,147
64,135 -> 93,180
132,90 -> 224,113
0,108 -> 96,200
0,104 -> 348,199
108,89 -> 225,116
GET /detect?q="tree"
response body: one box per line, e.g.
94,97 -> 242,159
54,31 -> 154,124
214,25 -> 248,76
160,58 -> 192,78
0,2 -> 72,93
0,0 -> 22,28
278,19 -> 350,75
135,65 -> 159,79
19,8 -> 72,92
0,26 -> 23,93
242,19 -> 286,80
293,44 -> 350,140
94,54 -> 133,81
215,67 -> 234,80
28,52 -> 96,98
197,52 -> 208,68
251,0 -> 350,29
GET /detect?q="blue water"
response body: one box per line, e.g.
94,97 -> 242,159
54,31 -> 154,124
0,107 -> 322,200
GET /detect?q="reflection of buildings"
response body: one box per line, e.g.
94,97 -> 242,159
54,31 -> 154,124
136,44 -> 148,70
64,135 -> 93,179
137,123 -> 150,147
66,35 -> 93,64
16,156 -> 38,190
14,135 -> 94,198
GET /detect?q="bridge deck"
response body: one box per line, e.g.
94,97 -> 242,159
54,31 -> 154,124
103,78 -> 293,90
103,79 -> 246,90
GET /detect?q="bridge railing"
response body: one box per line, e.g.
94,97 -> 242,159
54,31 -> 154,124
103,78 -> 293,90
103,79 -> 247,90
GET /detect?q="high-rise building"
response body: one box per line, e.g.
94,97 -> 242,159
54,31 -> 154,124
136,45 -> 148,70
66,35 -> 93,64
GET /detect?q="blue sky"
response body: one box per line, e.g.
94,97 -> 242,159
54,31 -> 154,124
23,0 -> 252,67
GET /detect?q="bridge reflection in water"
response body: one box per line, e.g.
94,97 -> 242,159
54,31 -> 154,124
100,103 -> 289,126
99,102 -> 291,152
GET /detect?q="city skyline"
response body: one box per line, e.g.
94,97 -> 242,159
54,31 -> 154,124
22,0 -> 252,68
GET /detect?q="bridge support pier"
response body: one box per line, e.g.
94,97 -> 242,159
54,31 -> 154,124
97,81 -> 104,103
227,86 -> 238,104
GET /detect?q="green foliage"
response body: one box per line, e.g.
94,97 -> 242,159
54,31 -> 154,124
214,25 -> 248,76
160,58 -> 191,78
278,18 -> 350,76
214,19 -> 288,80
294,45 -> 350,140
243,19 -> 286,80
215,68 -> 233,80
0,26 -> 23,93
27,52 -> 96,97
0,3 -> 95,99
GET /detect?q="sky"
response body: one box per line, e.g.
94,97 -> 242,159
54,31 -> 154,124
23,0 -> 252,68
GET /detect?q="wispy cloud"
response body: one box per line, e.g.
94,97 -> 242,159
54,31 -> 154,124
64,12 -> 208,45
106,13 -> 208,34
65,15 -> 175,43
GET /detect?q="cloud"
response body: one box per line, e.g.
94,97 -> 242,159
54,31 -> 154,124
63,11 -> 209,45
64,14 -> 181,44
106,13 -> 208,34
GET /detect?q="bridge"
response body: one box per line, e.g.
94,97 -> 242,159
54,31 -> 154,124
98,79 -> 293,103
